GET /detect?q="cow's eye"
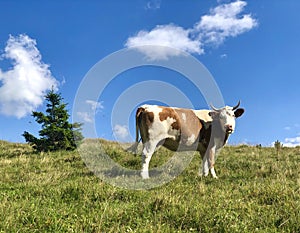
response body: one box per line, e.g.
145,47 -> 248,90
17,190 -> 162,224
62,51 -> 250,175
227,111 -> 234,117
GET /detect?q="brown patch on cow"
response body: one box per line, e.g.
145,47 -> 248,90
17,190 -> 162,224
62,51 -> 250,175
159,107 -> 205,148
175,109 -> 202,135
159,107 -> 181,130
137,107 -> 154,124
136,108 -> 154,143
147,111 -> 154,123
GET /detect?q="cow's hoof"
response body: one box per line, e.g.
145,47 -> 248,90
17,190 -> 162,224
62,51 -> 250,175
199,172 -> 209,177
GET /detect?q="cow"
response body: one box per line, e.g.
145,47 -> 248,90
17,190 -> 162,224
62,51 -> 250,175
130,101 -> 244,179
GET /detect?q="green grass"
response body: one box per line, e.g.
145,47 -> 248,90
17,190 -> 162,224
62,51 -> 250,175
0,139 -> 300,232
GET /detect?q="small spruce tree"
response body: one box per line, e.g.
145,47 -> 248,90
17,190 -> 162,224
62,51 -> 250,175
23,89 -> 83,152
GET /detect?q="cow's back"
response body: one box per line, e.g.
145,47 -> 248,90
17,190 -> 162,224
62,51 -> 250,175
137,105 -> 203,150
193,109 -> 212,123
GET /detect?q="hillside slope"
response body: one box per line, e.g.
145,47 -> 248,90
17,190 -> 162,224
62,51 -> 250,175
0,140 -> 299,232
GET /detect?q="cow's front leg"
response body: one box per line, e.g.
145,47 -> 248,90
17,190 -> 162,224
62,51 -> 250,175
208,146 -> 218,179
199,152 -> 209,177
209,167 -> 218,179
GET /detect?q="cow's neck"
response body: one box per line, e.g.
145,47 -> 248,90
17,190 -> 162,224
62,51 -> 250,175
212,120 -> 230,147
199,119 -> 230,148
223,132 -> 230,145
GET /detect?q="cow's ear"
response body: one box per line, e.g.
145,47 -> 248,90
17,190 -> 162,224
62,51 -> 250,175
234,108 -> 244,118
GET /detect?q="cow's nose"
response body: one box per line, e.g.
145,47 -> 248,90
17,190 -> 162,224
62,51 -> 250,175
226,125 -> 233,132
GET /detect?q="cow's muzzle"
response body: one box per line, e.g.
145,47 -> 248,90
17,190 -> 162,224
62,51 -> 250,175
225,125 -> 233,134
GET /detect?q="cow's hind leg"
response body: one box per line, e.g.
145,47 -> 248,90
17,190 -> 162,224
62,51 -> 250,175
141,140 -> 159,179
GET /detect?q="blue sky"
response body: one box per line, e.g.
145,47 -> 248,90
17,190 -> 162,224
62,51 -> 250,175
0,0 -> 300,146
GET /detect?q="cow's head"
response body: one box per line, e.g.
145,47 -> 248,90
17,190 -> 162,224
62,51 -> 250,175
209,101 -> 244,134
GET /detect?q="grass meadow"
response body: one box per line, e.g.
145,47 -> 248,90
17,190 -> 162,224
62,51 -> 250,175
0,139 -> 300,232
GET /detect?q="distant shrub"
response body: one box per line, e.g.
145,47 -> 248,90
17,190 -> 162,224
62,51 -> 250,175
274,140 -> 282,155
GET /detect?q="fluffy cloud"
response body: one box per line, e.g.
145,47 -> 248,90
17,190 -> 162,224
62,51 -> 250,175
77,100 -> 104,123
125,0 -> 257,60
196,0 -> 258,45
0,34 -> 58,118
86,100 -> 104,112
113,124 -> 129,139
77,111 -> 93,123
125,24 -> 202,60
282,136 -> 300,147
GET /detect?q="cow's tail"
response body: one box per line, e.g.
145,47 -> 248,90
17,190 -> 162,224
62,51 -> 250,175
126,107 -> 143,155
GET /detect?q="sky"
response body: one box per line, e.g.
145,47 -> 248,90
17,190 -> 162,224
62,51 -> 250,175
0,0 -> 300,147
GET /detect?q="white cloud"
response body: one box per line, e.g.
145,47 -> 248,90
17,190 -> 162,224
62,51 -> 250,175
86,100 -> 104,112
113,124 -> 129,139
77,100 -> 104,123
220,53 -> 228,59
196,0 -> 258,45
61,76 -> 66,86
145,0 -> 161,10
125,0 -> 257,60
282,136 -> 300,147
283,124 -> 300,131
77,111 -> 93,123
0,34 -> 58,118
125,24 -> 202,60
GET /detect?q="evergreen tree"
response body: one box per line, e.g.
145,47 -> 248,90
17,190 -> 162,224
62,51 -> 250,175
23,89 -> 83,152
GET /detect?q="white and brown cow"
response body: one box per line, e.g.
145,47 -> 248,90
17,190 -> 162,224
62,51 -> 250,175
131,102 -> 244,179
